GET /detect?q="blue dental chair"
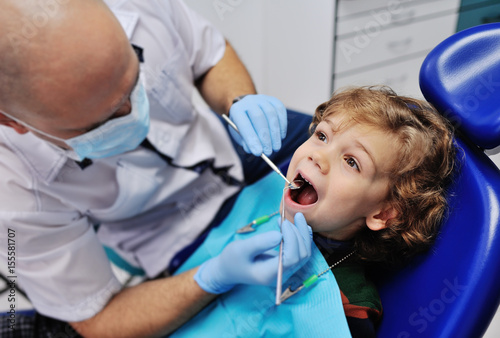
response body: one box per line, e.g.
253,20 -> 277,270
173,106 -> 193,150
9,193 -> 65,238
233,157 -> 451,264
375,23 -> 500,337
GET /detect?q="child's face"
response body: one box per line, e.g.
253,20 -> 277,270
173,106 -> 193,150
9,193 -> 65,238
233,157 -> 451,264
284,114 -> 399,240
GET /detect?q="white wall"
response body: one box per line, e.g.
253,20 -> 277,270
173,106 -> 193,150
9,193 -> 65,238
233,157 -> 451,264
184,0 -> 336,115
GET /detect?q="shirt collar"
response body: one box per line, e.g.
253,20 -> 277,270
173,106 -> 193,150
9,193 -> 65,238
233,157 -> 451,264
313,232 -> 354,252
1,127 -> 70,184
110,8 -> 139,39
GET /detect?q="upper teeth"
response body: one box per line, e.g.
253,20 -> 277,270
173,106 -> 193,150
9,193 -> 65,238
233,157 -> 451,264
297,174 -> 310,185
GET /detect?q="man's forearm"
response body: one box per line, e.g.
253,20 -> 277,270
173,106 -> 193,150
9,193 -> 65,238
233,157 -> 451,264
70,268 -> 216,338
196,41 -> 257,115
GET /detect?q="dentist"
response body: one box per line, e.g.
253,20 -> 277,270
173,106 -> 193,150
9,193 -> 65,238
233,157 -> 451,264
0,0 -> 312,336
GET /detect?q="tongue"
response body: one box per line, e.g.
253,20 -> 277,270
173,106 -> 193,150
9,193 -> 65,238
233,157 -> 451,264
297,185 -> 318,205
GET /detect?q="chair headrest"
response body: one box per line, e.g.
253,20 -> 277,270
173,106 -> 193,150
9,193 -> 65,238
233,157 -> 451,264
420,23 -> 500,150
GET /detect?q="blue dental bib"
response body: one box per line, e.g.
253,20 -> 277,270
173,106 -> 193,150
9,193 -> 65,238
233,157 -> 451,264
173,173 -> 351,337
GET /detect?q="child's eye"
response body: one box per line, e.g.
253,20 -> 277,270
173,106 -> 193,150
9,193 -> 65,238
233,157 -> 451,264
315,131 -> 327,143
345,157 -> 360,171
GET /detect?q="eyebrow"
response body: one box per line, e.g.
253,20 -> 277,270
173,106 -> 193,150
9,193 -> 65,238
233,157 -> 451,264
353,140 -> 376,169
325,119 -> 337,132
324,119 -> 377,169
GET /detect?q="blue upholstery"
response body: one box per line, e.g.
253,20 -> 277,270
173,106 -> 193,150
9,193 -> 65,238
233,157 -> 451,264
420,23 -> 500,150
376,23 -> 500,337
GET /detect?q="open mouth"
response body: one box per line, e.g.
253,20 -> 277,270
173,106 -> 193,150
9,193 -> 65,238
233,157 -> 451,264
289,173 -> 318,205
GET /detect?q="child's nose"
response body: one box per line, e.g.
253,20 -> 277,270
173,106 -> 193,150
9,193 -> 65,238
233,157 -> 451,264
309,149 -> 330,174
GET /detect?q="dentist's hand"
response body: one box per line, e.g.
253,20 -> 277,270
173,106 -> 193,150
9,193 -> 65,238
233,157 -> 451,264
194,213 -> 312,294
228,94 -> 287,157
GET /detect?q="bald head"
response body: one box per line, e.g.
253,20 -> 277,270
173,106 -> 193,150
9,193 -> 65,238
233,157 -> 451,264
0,0 -> 138,135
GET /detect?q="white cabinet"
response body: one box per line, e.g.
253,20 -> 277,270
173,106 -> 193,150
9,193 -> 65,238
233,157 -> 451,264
184,1 -> 461,111
333,0 -> 461,98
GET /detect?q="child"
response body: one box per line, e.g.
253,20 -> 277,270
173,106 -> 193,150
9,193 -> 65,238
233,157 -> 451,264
173,86 -> 457,337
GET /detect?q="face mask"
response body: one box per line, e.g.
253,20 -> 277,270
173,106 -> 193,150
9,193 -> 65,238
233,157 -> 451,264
2,74 -> 150,161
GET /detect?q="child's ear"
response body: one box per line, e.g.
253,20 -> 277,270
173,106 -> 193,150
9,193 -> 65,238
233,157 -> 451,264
0,113 -> 30,134
366,204 -> 398,231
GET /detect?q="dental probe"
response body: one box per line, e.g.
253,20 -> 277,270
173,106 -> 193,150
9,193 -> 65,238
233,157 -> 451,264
276,188 -> 287,306
276,236 -> 284,305
222,114 -> 293,187
222,113 -> 297,306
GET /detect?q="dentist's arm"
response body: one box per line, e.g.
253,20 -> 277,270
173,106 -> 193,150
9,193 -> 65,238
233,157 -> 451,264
196,41 -> 288,157
70,269 -> 216,338
70,213 -> 312,337
196,41 -> 256,116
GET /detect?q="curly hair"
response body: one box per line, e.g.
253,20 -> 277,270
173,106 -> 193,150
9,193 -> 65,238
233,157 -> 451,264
312,86 -> 458,267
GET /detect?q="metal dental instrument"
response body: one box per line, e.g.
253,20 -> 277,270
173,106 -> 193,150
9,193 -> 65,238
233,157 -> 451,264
234,179 -> 305,302
277,177 -> 327,305
275,180 -> 304,305
276,187 -> 287,305
279,251 -> 355,303
274,180 -> 305,305
222,114 -> 305,304
236,179 -> 304,234
222,114 -> 299,190
236,212 -> 280,234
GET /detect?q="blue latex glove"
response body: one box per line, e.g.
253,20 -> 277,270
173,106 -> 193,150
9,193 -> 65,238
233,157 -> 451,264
194,213 -> 312,294
228,94 -> 287,156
